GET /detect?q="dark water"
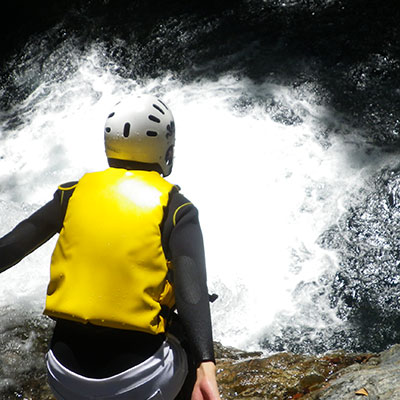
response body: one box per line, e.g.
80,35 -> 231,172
1,0 -> 400,357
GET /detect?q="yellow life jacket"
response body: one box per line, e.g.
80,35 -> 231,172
44,168 -> 175,334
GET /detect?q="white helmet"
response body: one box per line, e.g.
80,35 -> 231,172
104,95 -> 175,176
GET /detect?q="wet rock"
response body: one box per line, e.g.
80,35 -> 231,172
304,344 -> 400,399
214,342 -> 375,399
214,341 -> 264,360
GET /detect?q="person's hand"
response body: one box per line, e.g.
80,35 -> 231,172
191,361 -> 220,400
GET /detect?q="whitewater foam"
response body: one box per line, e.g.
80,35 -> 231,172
0,45 -> 392,352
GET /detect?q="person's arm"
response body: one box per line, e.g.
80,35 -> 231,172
0,182 -> 76,273
167,194 -> 220,399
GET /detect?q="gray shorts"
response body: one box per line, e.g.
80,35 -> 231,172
46,335 -> 188,400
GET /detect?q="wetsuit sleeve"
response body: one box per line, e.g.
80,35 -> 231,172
165,191 -> 215,366
0,182 -> 77,273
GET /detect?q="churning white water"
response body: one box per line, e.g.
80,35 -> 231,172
0,44 -> 393,353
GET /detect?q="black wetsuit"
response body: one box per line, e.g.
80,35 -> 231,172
0,171 -> 215,396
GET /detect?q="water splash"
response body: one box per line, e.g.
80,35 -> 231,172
1,41 -> 394,355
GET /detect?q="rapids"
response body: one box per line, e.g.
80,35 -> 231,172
1,0 -> 400,396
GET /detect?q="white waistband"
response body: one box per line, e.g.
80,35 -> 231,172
46,335 -> 188,400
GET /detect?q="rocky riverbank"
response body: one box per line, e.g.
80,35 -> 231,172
2,338 -> 400,399
215,342 -> 400,399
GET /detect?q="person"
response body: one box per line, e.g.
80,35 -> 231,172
0,94 -> 220,400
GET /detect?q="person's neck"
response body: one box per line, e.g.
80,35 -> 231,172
107,158 -> 162,174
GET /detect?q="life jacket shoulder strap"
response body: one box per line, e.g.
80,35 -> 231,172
57,181 -> 78,219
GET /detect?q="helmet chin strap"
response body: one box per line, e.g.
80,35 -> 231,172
107,158 -> 165,175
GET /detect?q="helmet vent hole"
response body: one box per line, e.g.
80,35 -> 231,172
123,122 -> 131,138
147,131 -> 158,137
158,99 -> 169,110
152,104 -> 165,115
108,112 -> 115,118
148,115 -> 161,123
